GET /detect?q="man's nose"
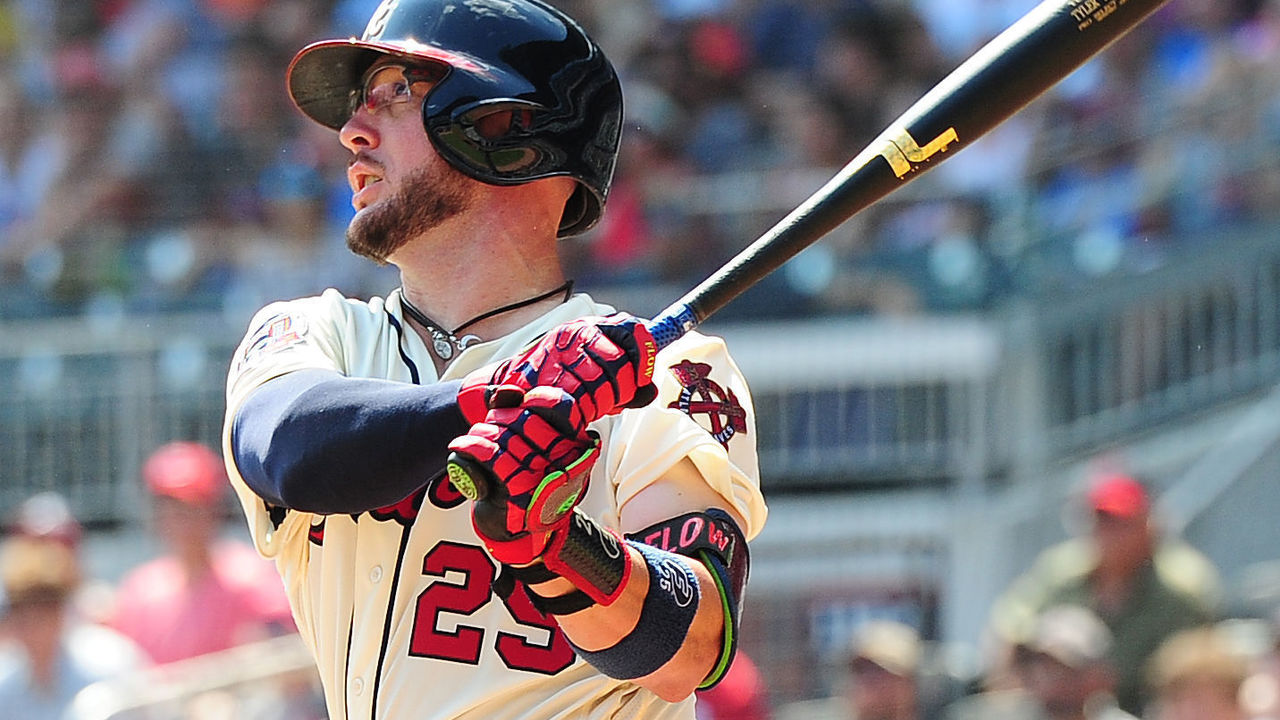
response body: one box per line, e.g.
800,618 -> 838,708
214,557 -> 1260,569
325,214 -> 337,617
340,110 -> 379,152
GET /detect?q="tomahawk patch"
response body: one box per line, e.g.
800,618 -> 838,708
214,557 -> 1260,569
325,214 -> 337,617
239,312 -> 308,371
667,360 -> 747,448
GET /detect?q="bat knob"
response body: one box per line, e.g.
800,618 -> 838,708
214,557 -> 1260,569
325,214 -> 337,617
446,453 -> 492,502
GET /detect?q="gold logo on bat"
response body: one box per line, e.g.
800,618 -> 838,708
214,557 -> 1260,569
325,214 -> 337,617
879,126 -> 959,178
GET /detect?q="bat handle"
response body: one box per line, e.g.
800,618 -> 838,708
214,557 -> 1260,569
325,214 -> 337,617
645,302 -> 700,351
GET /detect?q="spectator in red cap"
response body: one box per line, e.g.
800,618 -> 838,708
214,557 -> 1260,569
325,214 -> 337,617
986,471 -> 1220,716
107,441 -> 295,665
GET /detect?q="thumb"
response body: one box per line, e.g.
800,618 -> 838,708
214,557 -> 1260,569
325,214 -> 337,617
486,384 -> 526,409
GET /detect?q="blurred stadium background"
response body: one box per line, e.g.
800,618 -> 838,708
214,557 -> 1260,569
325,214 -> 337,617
2,0 -> 1279,715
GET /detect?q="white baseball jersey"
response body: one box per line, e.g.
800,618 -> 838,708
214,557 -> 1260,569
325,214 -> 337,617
222,288 -> 768,720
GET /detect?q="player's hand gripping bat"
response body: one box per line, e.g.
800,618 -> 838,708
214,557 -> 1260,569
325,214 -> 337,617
644,0 -> 1172,349
446,0 -> 1171,503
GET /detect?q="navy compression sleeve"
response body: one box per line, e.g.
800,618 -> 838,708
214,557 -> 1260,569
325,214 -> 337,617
231,369 -> 470,514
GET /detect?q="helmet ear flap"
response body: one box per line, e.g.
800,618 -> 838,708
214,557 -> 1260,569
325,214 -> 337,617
560,189 -> 591,235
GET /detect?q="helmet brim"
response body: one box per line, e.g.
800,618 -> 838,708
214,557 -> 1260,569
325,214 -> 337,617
287,39 -> 467,130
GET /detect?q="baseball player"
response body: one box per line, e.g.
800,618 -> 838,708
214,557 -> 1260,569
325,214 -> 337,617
221,1 -> 767,719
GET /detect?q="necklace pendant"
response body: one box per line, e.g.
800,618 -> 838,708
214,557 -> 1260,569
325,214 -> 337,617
400,280 -> 573,364
433,336 -> 454,360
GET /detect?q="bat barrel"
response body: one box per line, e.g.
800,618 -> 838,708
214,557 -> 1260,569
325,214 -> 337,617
646,0 -> 1171,349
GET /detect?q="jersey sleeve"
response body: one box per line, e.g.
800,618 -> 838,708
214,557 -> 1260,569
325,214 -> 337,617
599,332 -> 767,540
225,290 -> 354,414
222,291 -> 353,560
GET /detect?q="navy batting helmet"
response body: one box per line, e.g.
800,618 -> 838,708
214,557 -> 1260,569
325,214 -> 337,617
287,0 -> 623,237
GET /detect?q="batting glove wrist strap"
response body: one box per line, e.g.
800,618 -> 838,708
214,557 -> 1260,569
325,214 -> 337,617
504,563 -> 597,615
541,507 -> 633,606
492,564 -> 597,616
569,541 -> 701,680
527,585 -> 598,615
506,562 -> 559,584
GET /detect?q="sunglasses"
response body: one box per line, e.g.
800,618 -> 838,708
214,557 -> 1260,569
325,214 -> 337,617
347,63 -> 441,119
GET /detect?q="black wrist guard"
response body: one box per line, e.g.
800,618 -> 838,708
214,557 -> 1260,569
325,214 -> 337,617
627,508 -> 750,688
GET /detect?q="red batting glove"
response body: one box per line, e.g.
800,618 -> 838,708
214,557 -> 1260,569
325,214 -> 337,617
495,314 -> 659,434
447,388 -> 600,566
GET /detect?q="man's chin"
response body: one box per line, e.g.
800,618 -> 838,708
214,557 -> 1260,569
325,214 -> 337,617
343,166 -> 472,263
346,214 -> 403,264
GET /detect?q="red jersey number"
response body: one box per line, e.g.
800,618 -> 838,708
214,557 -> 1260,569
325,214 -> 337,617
409,541 -> 576,675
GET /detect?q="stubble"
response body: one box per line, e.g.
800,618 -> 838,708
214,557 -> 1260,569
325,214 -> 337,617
346,164 -> 476,263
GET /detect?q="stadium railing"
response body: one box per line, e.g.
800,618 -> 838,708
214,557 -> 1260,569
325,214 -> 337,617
66,633 -> 324,720
2,223 -> 1279,522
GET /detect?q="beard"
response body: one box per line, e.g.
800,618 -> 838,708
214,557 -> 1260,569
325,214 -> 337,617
346,163 -> 476,263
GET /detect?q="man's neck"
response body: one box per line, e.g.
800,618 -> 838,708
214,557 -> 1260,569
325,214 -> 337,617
393,223 -> 568,361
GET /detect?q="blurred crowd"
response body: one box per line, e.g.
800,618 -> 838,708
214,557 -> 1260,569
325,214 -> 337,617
6,460 -> 1280,719
766,472 -> 1280,720
0,441 -> 319,720
0,0 -> 1278,323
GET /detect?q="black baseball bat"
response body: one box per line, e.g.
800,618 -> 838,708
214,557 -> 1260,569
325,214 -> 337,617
445,0 -> 1170,502
645,0 -> 1171,348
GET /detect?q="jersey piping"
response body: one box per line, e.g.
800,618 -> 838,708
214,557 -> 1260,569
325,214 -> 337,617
386,309 -> 422,385
372,521 -> 416,719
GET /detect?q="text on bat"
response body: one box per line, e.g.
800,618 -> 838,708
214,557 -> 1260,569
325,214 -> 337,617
1072,0 -> 1126,30
879,126 -> 959,178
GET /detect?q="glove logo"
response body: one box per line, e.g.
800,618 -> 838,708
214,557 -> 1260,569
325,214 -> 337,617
571,512 -> 622,560
667,360 -> 748,448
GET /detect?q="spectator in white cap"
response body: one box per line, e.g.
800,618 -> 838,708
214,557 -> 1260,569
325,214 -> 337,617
947,604 -> 1135,720
1146,625 -> 1248,720
844,620 -> 925,720
1019,604 -> 1135,720
0,537 -> 145,720
774,619 -> 929,720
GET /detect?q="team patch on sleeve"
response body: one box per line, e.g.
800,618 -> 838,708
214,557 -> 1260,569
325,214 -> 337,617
239,312 -> 309,371
667,360 -> 748,448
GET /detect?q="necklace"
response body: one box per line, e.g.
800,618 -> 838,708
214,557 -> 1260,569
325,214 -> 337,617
400,280 -> 574,361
